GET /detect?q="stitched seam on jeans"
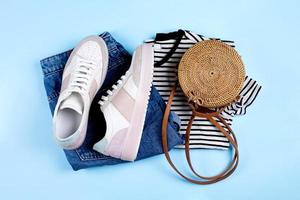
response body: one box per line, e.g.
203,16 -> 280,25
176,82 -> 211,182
115,42 -> 131,59
76,149 -> 114,161
44,67 -> 64,77
111,58 -> 132,73
109,60 -> 127,71
48,91 -> 60,101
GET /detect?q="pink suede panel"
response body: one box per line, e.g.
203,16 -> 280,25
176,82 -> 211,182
106,128 -> 127,158
112,88 -> 135,121
132,50 -> 141,86
60,75 -> 71,93
89,79 -> 98,99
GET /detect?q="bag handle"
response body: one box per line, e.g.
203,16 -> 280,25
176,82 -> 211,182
161,83 -> 239,184
184,110 -> 239,181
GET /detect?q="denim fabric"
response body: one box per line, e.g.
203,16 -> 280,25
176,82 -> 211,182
40,32 -> 184,170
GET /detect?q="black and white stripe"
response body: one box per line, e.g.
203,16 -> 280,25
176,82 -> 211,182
146,30 -> 261,150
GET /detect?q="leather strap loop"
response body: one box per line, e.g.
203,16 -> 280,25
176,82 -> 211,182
162,83 -> 239,184
185,112 -> 239,181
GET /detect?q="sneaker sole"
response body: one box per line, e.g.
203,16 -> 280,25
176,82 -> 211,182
120,43 -> 154,161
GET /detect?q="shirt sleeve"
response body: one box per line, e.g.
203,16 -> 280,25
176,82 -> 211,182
222,76 -> 262,117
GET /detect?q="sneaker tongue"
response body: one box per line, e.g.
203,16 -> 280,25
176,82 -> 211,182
60,93 -> 83,115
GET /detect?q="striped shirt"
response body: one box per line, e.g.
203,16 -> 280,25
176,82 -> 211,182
145,30 -> 262,150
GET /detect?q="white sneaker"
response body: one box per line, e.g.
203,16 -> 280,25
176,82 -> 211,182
53,35 -> 108,149
93,43 -> 154,161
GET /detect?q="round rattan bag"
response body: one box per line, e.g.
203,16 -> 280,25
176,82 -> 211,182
178,40 -> 246,108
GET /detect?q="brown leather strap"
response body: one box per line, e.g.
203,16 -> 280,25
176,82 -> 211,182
162,83 -> 239,184
185,111 -> 239,181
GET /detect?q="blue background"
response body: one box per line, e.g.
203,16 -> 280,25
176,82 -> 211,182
1,0 -> 299,199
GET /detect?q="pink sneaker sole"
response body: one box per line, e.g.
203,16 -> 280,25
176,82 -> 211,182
120,44 -> 154,161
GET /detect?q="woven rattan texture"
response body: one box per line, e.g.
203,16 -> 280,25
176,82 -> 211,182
178,40 -> 245,108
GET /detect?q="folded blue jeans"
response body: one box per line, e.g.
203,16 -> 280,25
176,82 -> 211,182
40,32 -> 184,170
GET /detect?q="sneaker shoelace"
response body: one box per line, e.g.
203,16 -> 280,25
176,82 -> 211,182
70,58 -> 96,95
99,71 -> 130,106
